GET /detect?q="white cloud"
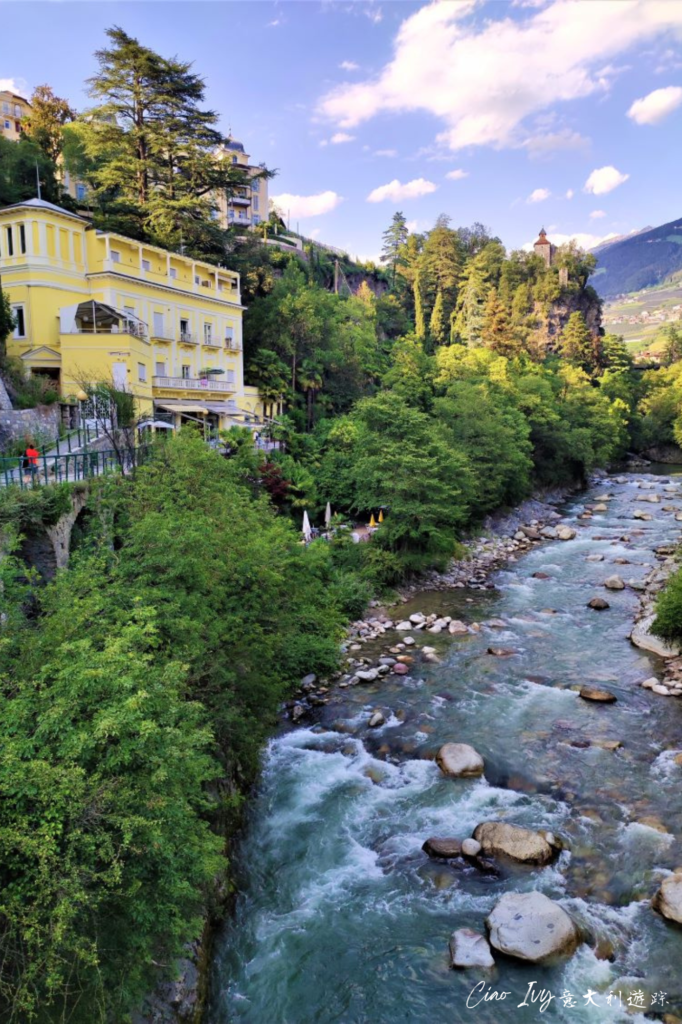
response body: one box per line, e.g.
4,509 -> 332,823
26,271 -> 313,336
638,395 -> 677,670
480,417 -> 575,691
523,230 -> 619,252
330,132 -> 355,144
339,60 -> 359,72
405,219 -> 420,232
627,85 -> 682,124
523,128 -> 590,158
0,77 -> 28,98
366,177 -> 437,202
584,165 -> 629,195
374,148 -> 398,157
445,168 -> 469,180
590,209 -> 607,219
365,4 -> 383,24
267,18 -> 281,27
565,188 -> 574,199
317,0 -> 682,151
270,190 -> 344,218
528,187 -> 551,203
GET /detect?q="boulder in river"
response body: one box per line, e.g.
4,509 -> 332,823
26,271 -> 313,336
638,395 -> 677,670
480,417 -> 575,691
461,838 -> 482,858
487,646 -> 516,657
436,742 -> 485,778
604,575 -> 625,590
473,822 -> 554,864
588,597 -> 610,610
579,686 -> 617,703
630,614 -> 681,658
395,621 -> 412,630
532,571 -> 551,579
449,929 -> 495,969
633,510 -> 653,521
557,526 -> 576,541
422,837 -> 462,859
652,870 -> 682,925
368,711 -> 385,728
448,620 -> 468,635
586,554 -> 605,562
486,892 -> 580,963
392,663 -> 409,675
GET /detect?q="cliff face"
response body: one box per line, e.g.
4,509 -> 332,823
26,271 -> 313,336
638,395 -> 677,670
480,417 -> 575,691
536,285 -> 603,352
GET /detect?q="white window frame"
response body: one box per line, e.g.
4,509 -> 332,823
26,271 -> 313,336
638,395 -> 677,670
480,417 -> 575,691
141,258 -> 151,272
137,362 -> 147,382
111,249 -> 121,263
12,304 -> 26,338
204,322 -> 213,344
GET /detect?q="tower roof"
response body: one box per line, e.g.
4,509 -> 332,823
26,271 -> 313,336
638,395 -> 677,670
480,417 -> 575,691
0,198 -> 86,223
534,228 -> 551,246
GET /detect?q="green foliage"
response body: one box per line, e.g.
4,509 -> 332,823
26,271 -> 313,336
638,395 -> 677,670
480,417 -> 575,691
21,84 -> 75,163
0,432 -> 349,1020
559,311 -> 599,374
0,135 -> 66,208
653,564 -> 682,641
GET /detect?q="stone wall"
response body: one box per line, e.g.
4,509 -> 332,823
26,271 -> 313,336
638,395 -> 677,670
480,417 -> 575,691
0,404 -> 61,449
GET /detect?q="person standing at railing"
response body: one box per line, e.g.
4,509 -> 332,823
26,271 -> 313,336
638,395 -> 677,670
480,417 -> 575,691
23,443 -> 40,483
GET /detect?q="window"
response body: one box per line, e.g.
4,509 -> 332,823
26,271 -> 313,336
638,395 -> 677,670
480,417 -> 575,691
137,362 -> 147,382
2,121 -> 9,130
1,103 -> 8,114
253,215 -> 261,225
228,209 -> 235,220
181,364 -> 191,379
111,249 -> 121,263
141,258 -> 151,272
203,323 -> 213,344
169,266 -> 177,279
14,105 -> 20,118
155,361 -> 167,376
251,178 -> 259,192
225,326 -> 234,345
232,155 -> 237,164
5,226 -> 13,256
12,305 -> 25,338
226,369 -> 235,384
14,122 -> 20,133
19,225 -> 26,254
75,183 -> 87,201
253,196 -> 259,212
153,311 -> 165,337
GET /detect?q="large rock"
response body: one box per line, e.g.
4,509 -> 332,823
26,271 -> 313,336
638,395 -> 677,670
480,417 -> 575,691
579,686 -> 617,703
588,597 -> 610,610
604,575 -> 625,590
436,742 -> 485,778
486,892 -> 580,963
630,614 -> 681,658
473,822 -> 554,864
395,620 -> 412,630
449,929 -> 495,969
422,837 -> 462,859
652,870 -> 682,925
557,526 -> 576,540
448,620 -> 468,635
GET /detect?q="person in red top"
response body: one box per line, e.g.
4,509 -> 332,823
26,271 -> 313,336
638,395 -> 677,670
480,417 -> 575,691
24,443 -> 40,481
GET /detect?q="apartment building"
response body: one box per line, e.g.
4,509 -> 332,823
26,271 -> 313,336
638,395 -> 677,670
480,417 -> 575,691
0,89 -> 31,142
215,139 -> 268,232
0,197 -> 273,433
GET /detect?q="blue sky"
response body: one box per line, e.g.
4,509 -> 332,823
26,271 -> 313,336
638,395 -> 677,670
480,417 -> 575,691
2,0 -> 682,261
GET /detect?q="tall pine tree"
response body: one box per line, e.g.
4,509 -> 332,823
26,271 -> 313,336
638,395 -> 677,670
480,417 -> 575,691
380,211 -> 409,287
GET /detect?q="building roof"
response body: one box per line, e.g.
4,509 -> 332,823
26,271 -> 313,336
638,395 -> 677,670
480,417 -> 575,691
534,228 -> 551,246
225,139 -> 245,152
1,197 -> 86,223
0,90 -> 30,106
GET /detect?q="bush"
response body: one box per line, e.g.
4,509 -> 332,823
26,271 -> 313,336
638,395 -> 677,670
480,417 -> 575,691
653,566 -> 682,642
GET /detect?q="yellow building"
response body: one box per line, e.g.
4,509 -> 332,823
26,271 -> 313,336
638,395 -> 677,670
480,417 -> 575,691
215,139 -> 268,232
0,90 -> 31,142
0,197 -> 274,433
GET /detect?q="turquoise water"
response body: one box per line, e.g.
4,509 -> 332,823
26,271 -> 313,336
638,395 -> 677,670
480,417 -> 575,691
208,473 -> 682,1024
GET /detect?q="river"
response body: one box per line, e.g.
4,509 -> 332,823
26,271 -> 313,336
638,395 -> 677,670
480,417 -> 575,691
208,472 -> 682,1024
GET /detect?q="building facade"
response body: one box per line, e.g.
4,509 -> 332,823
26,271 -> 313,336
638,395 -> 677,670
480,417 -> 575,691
0,198 -> 274,433
215,139 -> 268,232
0,90 -> 31,142
533,228 -> 556,268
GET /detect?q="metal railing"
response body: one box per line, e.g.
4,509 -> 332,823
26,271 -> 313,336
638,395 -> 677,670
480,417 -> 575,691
152,375 -> 236,392
179,331 -> 197,344
0,446 -> 148,489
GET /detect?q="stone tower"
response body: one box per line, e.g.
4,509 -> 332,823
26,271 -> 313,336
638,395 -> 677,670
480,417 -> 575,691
533,228 -> 555,268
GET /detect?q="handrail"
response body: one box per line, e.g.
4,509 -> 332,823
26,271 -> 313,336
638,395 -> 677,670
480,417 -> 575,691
0,445 -> 151,489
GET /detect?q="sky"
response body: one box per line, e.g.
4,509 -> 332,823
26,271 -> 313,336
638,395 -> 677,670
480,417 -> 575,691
2,0 -> 682,262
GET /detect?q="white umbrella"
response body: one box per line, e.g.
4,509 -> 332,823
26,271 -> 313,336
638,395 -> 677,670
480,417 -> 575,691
302,509 -> 312,542
325,502 -> 332,528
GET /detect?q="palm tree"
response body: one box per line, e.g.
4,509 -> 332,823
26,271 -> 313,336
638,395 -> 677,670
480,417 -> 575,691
298,359 -> 324,431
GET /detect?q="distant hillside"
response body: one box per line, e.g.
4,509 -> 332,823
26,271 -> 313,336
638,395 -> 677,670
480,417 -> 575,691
591,217 -> 682,297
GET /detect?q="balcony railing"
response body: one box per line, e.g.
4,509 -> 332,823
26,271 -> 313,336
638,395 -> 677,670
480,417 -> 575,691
179,331 -> 197,345
153,375 -> 236,393
202,335 -> 220,347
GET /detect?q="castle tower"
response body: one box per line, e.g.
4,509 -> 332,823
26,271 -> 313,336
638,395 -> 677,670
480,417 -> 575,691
533,227 -> 555,268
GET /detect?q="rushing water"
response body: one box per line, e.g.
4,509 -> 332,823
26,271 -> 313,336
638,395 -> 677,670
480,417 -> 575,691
209,472 -> 682,1024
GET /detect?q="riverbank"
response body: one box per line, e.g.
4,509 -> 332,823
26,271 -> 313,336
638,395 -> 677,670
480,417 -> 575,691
210,468 -> 682,1023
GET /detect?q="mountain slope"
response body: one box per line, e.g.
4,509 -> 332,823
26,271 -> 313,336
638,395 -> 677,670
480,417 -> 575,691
591,216 -> 682,297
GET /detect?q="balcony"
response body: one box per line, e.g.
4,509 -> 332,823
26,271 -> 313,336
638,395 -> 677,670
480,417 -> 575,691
230,195 -> 251,207
202,334 -> 221,348
178,331 -> 197,345
153,375 -> 236,393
